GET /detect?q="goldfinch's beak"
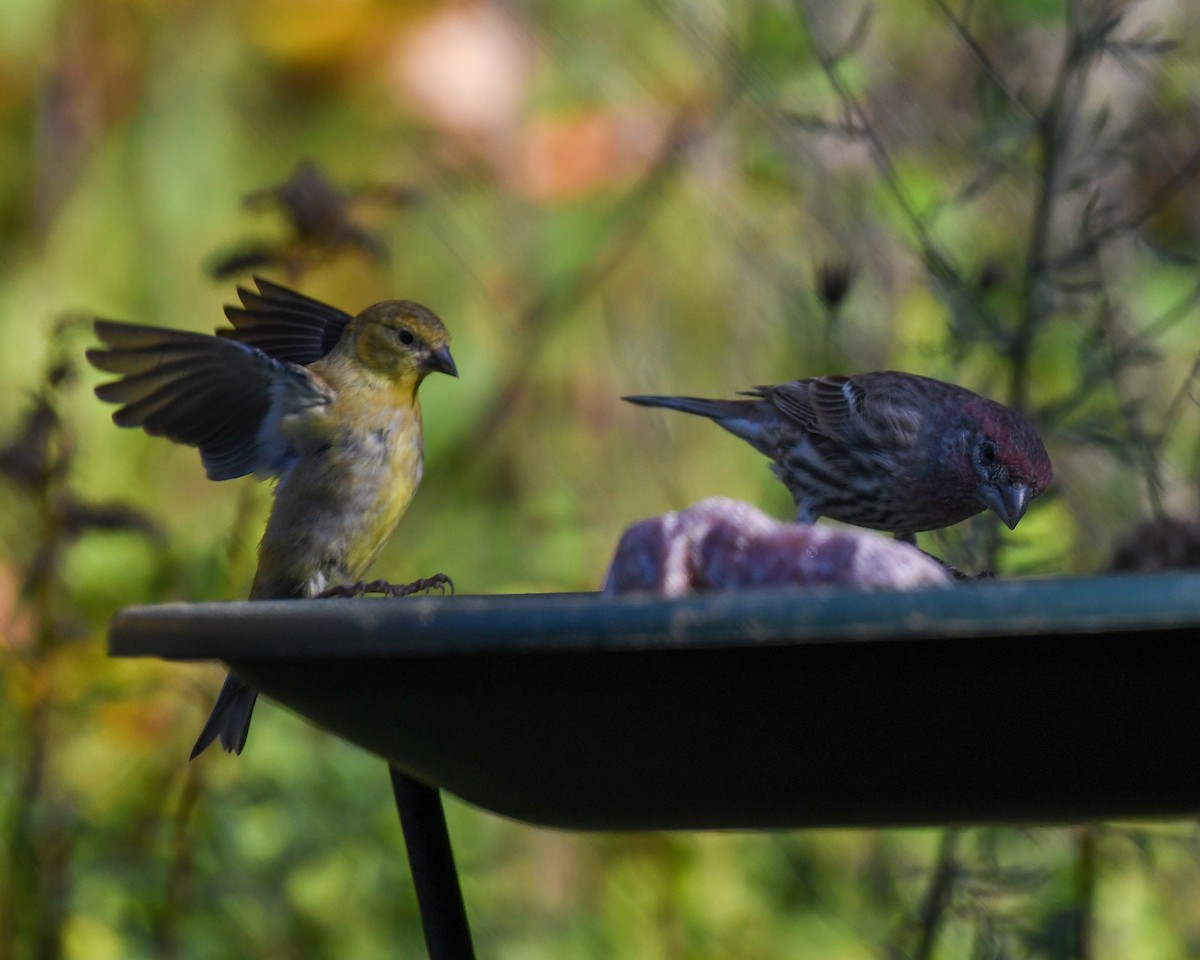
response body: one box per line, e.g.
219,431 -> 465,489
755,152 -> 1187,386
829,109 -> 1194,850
427,345 -> 458,378
980,482 -> 1030,530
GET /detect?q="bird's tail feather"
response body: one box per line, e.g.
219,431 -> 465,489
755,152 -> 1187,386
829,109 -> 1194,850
623,394 -> 772,453
623,394 -> 753,419
190,673 -> 258,759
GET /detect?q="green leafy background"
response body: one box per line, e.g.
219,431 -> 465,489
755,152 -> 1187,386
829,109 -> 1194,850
3,0 -> 1200,956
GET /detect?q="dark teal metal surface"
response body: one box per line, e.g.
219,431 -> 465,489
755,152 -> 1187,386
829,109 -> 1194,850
108,574 -> 1200,830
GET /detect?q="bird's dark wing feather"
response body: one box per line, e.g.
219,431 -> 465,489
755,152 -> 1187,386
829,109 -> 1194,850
760,374 -> 921,449
753,376 -> 860,436
219,276 -> 353,366
852,373 -> 925,448
88,320 -> 330,481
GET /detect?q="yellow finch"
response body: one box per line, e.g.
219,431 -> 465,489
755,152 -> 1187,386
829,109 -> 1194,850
87,278 -> 457,757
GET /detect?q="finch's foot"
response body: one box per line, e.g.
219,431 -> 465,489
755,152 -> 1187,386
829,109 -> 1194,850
316,574 -> 454,599
908,549 -> 991,582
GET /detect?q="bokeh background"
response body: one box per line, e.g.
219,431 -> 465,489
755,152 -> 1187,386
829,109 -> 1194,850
4,0 -> 1200,956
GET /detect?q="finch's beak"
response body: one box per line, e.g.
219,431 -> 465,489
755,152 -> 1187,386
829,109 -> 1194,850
427,345 -> 458,378
980,482 -> 1030,530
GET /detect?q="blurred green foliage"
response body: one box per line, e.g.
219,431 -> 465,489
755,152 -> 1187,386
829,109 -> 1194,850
4,0 -> 1200,957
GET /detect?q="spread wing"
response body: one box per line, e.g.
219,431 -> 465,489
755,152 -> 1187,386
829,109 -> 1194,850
88,320 -> 333,481
219,276 -> 353,366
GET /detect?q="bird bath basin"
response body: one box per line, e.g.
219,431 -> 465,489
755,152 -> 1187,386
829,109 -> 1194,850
108,572 -> 1200,959
109,573 -> 1200,830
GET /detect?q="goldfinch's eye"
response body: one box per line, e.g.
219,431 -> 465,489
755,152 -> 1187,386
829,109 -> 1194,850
396,328 -> 416,346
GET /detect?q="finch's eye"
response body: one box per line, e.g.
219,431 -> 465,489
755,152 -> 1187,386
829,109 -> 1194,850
978,439 -> 998,466
396,328 -> 416,346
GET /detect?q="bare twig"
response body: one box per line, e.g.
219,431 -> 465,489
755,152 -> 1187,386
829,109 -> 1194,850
794,2 -> 955,281
928,0 -> 1037,121
791,0 -> 1008,366
1010,1 -> 1095,413
1073,825 -> 1097,960
152,766 -> 204,960
1158,357 -> 1200,441
913,829 -> 960,960
1054,140 -> 1200,270
1040,277 -> 1200,428
884,828 -> 961,960
0,330 -> 78,960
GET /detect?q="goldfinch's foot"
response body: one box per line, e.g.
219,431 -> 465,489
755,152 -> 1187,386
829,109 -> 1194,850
316,574 -> 454,599
380,574 -> 454,597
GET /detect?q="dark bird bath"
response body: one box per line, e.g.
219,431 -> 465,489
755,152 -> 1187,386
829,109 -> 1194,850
108,573 -> 1200,956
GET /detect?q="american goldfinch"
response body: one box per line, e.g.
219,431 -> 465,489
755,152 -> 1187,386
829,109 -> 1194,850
89,278 -> 457,756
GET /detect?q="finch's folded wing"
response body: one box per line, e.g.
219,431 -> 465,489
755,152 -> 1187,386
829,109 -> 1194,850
219,276 -> 353,365
88,320 -> 332,481
761,377 -> 857,434
765,375 -> 922,449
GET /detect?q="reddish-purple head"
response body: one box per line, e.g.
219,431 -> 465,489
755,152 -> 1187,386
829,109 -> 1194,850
958,397 -> 1053,529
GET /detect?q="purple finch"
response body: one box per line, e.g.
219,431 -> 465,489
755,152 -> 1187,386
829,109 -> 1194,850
625,372 -> 1051,540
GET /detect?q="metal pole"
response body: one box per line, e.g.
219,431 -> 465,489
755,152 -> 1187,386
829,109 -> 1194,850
389,765 -> 476,960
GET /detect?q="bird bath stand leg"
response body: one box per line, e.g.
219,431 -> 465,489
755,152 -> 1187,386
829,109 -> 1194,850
389,765 -> 476,960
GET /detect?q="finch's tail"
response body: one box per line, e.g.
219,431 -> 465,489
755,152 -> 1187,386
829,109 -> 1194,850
623,394 -> 752,418
623,394 -> 774,454
190,673 -> 258,759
